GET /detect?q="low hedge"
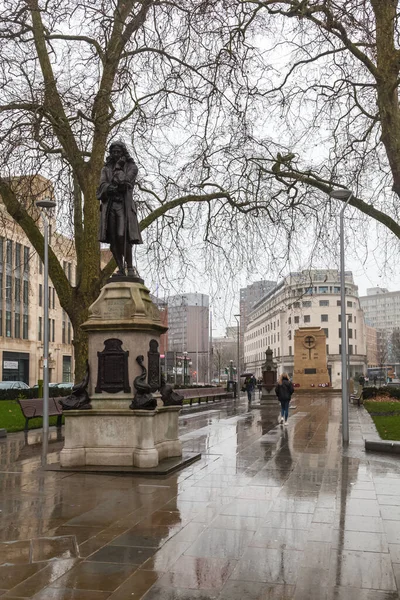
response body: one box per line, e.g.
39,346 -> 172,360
363,386 -> 400,400
0,386 -> 72,401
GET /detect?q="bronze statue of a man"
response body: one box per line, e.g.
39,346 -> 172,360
97,141 -> 143,277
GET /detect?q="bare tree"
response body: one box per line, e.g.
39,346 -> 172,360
0,0 -> 262,379
222,2 -> 400,253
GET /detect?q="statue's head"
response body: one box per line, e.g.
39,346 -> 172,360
106,140 -> 133,164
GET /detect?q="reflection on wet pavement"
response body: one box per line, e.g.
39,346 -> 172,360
1,394 -> 400,598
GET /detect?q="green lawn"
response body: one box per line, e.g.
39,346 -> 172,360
364,401 -> 400,441
0,400 -> 63,433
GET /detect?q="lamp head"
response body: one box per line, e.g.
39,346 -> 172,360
329,188 -> 353,200
36,199 -> 56,209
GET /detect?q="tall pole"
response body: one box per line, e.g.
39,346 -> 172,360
339,193 -> 353,444
36,198 -> 56,467
234,314 -> 241,399
42,212 -> 50,465
209,308 -> 212,384
196,300 -> 199,384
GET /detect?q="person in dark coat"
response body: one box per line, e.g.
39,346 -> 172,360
244,374 -> 256,403
275,372 -> 294,425
97,141 -> 143,276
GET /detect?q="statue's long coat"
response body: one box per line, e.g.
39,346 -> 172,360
97,159 -> 143,244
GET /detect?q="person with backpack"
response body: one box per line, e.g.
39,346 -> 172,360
275,372 -> 294,425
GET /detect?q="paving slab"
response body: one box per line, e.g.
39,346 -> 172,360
1,395 -> 400,598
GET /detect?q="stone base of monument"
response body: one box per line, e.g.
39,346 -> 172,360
250,387 -> 278,409
60,405 -> 184,469
57,278 -> 198,474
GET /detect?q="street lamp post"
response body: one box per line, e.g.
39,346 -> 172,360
234,313 -> 241,399
36,198 -> 57,467
183,351 -> 188,385
330,187 -> 353,444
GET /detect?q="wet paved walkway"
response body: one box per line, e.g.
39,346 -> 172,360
1,394 -> 400,598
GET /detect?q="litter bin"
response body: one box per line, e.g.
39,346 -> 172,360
227,380 -> 237,397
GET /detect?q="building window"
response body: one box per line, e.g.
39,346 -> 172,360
67,322 -> 71,344
347,301 -> 352,307
38,316 -> 42,342
39,256 -> 43,274
23,281 -> 28,305
39,284 -> 43,307
338,315 -> 341,322
6,311 -> 11,337
326,344 -> 329,354
15,243 -> 21,268
349,344 -> 353,355
338,328 -> 341,338
0,309 -> 2,336
23,315 -> 28,339
348,329 -> 353,339
62,320 -> 66,344
339,344 -> 341,354
304,315 -> 310,323
334,287 -> 340,293
288,317 -> 291,325
15,278 -> 20,302
322,328 -> 329,338
337,300 -> 341,306
302,301 -> 311,307
347,314 -> 352,322
289,345 -> 292,355
321,314 -> 328,322
62,356 -> 72,382
52,319 -> 55,342
6,275 -> 12,301
319,300 -> 329,307
318,286 -> 328,294
293,302 -> 300,308
6,240 -> 12,266
23,246 -> 29,272
14,313 -> 20,338
294,316 -> 299,324
355,345 -> 357,354
52,287 -> 55,309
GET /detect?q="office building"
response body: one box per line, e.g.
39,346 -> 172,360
244,270 -> 367,388
167,293 -> 209,383
0,180 -> 76,385
239,280 -> 276,373
359,287 -> 400,363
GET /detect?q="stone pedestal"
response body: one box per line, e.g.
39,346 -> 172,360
60,406 -> 182,468
261,347 -> 278,406
59,279 -> 184,470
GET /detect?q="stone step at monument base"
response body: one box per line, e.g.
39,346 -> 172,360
46,451 -> 201,475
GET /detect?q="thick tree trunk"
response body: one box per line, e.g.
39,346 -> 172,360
72,325 -> 89,384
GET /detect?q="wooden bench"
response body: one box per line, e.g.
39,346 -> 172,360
350,389 -> 364,406
179,387 -> 234,406
18,398 -> 63,432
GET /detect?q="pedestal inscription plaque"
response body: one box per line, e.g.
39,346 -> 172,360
95,338 -> 131,394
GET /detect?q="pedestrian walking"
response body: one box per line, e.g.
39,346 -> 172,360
244,374 -> 256,403
275,372 -> 294,425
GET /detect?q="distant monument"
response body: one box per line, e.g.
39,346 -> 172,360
293,327 -> 330,390
260,347 -> 278,406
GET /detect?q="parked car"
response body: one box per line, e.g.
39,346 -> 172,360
0,381 -> 30,390
54,382 -> 74,389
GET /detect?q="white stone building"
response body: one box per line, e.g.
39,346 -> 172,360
244,270 -> 367,389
